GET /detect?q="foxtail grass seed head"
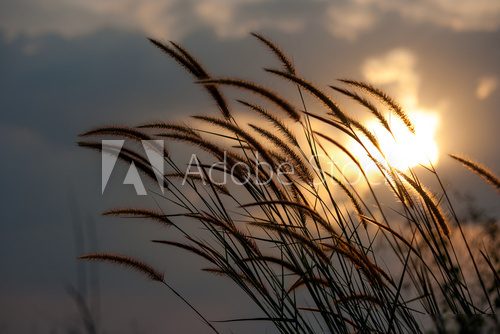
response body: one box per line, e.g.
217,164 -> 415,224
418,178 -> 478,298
79,33 -> 498,333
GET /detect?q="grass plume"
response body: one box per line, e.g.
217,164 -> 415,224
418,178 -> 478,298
79,33 -> 499,334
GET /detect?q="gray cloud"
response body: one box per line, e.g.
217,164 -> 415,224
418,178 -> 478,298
325,2 -> 378,41
324,0 -> 500,40
380,0 -> 500,32
1,0 -> 499,42
0,0 -> 308,41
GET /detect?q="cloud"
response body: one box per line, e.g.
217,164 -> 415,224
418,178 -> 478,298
194,0 -> 303,39
381,0 -> 500,32
325,2 -> 377,41
0,0 -> 305,41
362,48 -> 419,108
0,0 -> 182,40
476,76 -> 498,100
1,0 -> 499,42
324,0 -> 500,40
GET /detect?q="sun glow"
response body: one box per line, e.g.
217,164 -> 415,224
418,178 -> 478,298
347,48 -> 443,174
349,110 -> 440,172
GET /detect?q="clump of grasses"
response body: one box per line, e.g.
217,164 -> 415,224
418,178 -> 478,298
79,33 -> 499,333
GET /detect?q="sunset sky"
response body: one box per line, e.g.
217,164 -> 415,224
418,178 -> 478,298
0,0 -> 499,333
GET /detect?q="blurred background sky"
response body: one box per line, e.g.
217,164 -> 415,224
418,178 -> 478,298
0,0 -> 499,333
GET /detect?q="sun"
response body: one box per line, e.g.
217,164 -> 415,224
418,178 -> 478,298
349,110 -> 440,173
